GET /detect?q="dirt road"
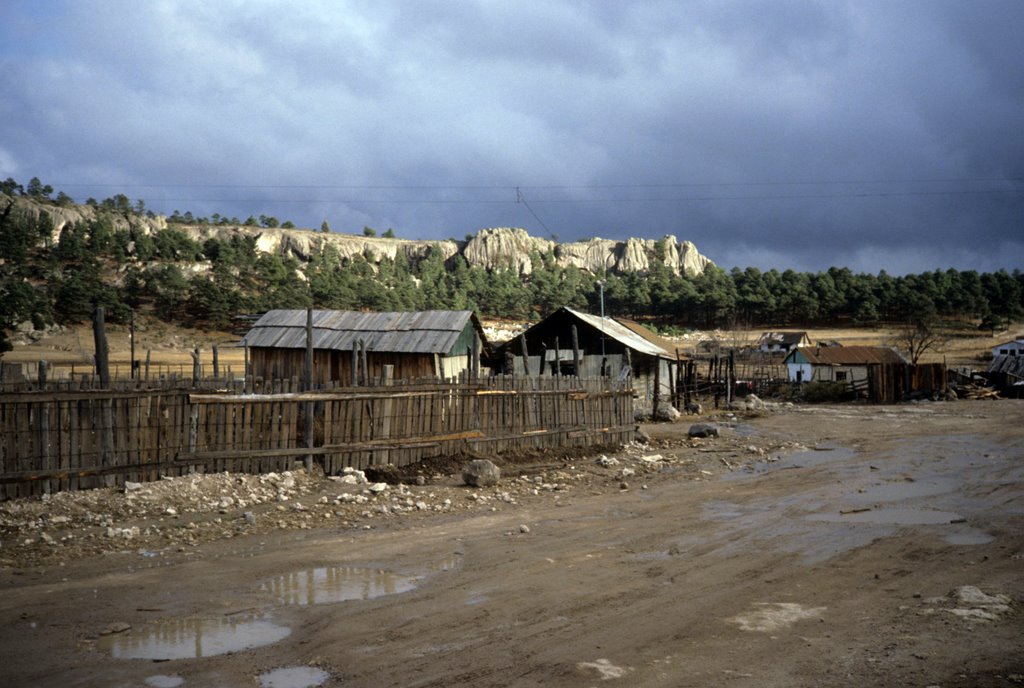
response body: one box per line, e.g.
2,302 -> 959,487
1,401 -> 1021,687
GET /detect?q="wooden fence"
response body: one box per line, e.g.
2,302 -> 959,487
0,375 -> 635,500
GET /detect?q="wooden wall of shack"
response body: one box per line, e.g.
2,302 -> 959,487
248,347 -> 440,385
866,362 -> 947,403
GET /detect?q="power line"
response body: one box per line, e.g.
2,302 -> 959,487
47,177 -> 1024,191
516,188 -> 557,241
58,188 -> 1022,205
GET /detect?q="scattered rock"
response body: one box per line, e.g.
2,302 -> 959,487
519,524 -> 531,534
100,621 -> 132,635
655,403 -> 681,422
462,460 -> 501,487
688,423 -> 719,438
243,511 -> 256,525
596,455 -> 620,468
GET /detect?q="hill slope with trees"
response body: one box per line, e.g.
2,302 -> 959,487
1,177 -> 1022,354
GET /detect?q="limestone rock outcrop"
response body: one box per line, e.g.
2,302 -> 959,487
4,195 -> 713,276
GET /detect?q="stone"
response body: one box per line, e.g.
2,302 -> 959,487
519,524 -> 531,534
634,427 -> 651,444
462,459 -> 501,487
243,511 -> 256,525
124,482 -> 144,492
684,402 -> 703,415
596,455 -> 620,467
655,403 -> 681,422
100,622 -> 132,635
368,482 -> 388,494
688,423 -> 719,438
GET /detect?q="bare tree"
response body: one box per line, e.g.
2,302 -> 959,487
891,317 -> 947,365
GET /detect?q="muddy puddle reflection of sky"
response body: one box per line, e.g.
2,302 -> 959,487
99,614 -> 291,660
696,433 -> 1014,564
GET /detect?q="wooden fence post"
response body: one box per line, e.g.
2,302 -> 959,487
129,310 -> 136,381
359,339 -> 368,386
351,345 -> 359,387
304,308 -> 314,472
191,348 -> 201,382
653,356 -> 661,418
519,334 -> 530,377
571,325 -> 581,378
213,345 -> 220,380
93,307 -> 110,387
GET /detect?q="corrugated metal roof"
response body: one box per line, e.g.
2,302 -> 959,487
563,307 -> 673,359
788,345 -> 906,366
244,310 -> 479,354
614,318 -> 687,359
988,354 -> 1024,376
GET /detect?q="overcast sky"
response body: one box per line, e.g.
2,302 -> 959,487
2,0 -> 1022,274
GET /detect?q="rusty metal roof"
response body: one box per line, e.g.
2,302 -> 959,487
787,345 -> 907,366
563,307 -> 674,360
243,310 -> 481,354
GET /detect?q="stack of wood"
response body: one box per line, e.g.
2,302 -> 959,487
954,383 -> 1001,400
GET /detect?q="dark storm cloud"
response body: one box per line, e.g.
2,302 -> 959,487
0,0 -> 1021,274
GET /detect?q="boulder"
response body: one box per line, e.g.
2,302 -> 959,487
688,423 -> 720,438
462,459 -> 501,487
655,403 -> 681,422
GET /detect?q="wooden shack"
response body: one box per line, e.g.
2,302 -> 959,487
492,307 -> 682,406
784,345 -> 906,385
243,310 -> 487,384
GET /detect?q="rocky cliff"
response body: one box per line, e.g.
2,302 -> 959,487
464,228 -> 713,276
4,196 -> 713,276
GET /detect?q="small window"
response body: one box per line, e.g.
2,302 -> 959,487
999,349 -> 1009,355
835,371 -> 848,381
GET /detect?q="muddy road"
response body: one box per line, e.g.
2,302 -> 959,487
1,401 -> 1022,687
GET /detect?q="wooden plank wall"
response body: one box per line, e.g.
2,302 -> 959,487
0,375 -> 634,500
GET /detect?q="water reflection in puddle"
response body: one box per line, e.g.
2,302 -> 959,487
258,666 -> 330,688
263,555 -> 461,606
144,676 -> 185,688
944,530 -> 995,545
855,479 -> 958,502
263,566 -> 418,606
100,615 -> 291,659
808,508 -> 962,525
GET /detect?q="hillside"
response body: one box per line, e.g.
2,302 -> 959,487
4,195 -> 714,278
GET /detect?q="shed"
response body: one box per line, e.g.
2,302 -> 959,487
243,310 -> 487,384
757,331 -> 811,354
991,337 -> 1024,358
492,307 -> 682,405
784,346 -> 906,384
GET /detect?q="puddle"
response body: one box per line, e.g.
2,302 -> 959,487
854,478 -> 959,502
144,676 -> 185,688
100,615 -> 291,659
263,566 -> 419,606
783,446 -> 857,468
732,424 -> 758,437
944,530 -> 995,545
807,508 -> 962,525
262,554 -> 461,606
258,666 -> 330,688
